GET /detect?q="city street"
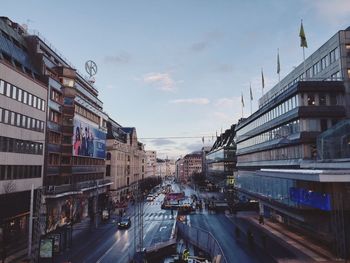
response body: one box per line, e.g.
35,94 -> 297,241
55,182 -> 286,263
55,192 -> 176,263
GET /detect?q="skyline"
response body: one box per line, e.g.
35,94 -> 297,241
2,0 -> 350,158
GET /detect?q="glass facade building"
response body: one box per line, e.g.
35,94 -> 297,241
235,26 -> 350,259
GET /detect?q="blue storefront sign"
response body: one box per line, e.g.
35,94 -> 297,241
289,187 -> 331,211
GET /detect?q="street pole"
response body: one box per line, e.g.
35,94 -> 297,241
28,184 -> 34,259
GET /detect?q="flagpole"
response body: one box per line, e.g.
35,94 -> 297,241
261,68 -> 264,96
250,82 -> 252,115
277,48 -> 281,90
303,46 -> 306,79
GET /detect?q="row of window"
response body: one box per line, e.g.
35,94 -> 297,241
238,118 -> 338,151
48,154 -> 106,166
238,91 -> 340,138
238,145 -> 302,163
0,107 -> 45,133
0,165 -> 42,181
238,119 -> 300,150
261,47 -> 341,108
0,79 -> 46,111
236,173 -> 296,207
75,104 -> 100,124
0,136 -> 43,155
237,95 -> 299,137
302,92 -> 338,106
308,47 -> 339,78
45,173 -> 104,186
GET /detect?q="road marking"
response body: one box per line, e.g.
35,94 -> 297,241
96,240 -> 129,263
159,226 -> 167,231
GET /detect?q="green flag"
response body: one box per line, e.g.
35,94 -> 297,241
250,83 -> 253,101
261,68 -> 265,90
299,20 -> 308,48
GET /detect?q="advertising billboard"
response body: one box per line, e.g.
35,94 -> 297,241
72,118 -> 106,159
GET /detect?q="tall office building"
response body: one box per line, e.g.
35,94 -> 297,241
235,26 -> 350,258
0,17 -> 47,255
24,25 -> 111,251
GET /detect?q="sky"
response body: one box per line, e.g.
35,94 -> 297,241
2,0 -> 350,159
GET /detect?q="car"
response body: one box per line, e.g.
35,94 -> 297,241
146,195 -> 154,201
118,217 -> 131,229
102,209 -> 109,221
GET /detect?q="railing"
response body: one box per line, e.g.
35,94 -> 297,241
176,222 -> 228,263
44,179 -> 111,195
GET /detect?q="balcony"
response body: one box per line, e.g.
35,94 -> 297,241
61,145 -> 73,154
62,107 -> 75,115
48,143 -> 61,153
47,166 -> 60,175
62,126 -> 73,135
60,166 -> 72,175
72,165 -> 106,174
47,122 -> 62,133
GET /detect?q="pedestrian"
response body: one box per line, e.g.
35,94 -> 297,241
259,215 -> 264,225
1,246 -> 6,263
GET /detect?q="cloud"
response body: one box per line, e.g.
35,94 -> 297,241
104,51 -> 131,64
214,97 -> 240,109
184,142 -> 203,153
150,139 -> 176,146
169,98 -> 210,105
189,30 -> 224,52
190,41 -> 209,52
143,72 -> 176,92
307,0 -> 350,24
214,64 -> 233,73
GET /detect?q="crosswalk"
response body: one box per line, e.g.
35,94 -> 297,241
143,212 -> 175,221
144,201 -> 162,206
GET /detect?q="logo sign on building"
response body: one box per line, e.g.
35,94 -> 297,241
227,176 -> 235,185
289,187 -> 331,211
72,118 -> 106,159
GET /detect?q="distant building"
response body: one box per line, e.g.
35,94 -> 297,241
183,152 -> 202,182
206,125 -> 237,191
106,118 -> 146,203
145,150 -> 157,178
175,158 -> 185,183
235,25 -> 350,259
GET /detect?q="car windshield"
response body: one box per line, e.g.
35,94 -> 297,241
120,218 -> 129,223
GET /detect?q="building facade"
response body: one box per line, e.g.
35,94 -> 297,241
182,152 -> 202,183
206,125 -> 236,191
145,150 -> 157,178
235,26 -> 350,258
12,25 -> 113,254
106,119 -> 146,204
0,17 -> 47,256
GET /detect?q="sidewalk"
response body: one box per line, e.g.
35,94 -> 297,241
227,211 -> 337,262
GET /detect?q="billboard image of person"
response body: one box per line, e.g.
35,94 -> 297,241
72,118 -> 106,159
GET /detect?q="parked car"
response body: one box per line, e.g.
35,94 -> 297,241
118,217 -> 131,229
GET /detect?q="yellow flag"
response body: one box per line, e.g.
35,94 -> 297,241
299,20 -> 308,48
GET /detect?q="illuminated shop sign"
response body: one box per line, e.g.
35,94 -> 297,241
289,187 -> 331,211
